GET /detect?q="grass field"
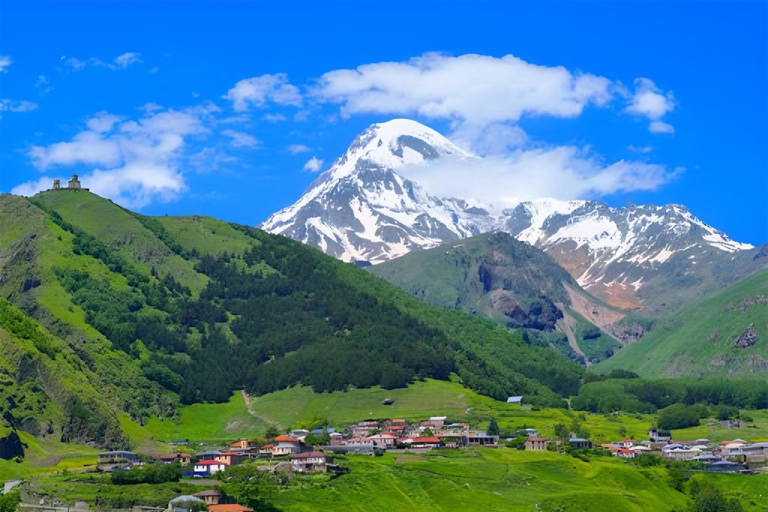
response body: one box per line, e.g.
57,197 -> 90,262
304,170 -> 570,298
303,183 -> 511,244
140,391 -> 268,445
0,431 -> 99,481
271,449 -> 691,512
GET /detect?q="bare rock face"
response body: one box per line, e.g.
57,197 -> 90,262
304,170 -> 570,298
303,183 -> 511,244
489,289 -> 527,323
735,323 -> 759,348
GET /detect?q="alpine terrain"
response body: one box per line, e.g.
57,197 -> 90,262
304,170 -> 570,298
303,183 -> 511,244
262,119 -> 766,314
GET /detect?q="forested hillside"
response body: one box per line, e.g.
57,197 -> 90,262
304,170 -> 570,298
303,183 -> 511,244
0,191 -> 583,448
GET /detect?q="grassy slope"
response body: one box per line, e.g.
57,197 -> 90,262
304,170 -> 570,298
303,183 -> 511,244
272,449 -> 690,512
33,191 -> 208,294
597,269 -> 768,377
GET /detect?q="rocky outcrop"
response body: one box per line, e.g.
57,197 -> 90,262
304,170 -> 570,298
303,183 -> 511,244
735,323 -> 759,348
0,430 -> 25,460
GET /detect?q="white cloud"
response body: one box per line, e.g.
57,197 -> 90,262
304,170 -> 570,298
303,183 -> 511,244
398,145 -> 682,207
313,53 -> 616,125
0,55 -> 11,72
628,145 -> 653,153
303,156 -> 323,172
60,52 -> 143,71
0,99 -> 38,113
262,113 -> 287,122
138,102 -> 163,113
36,75 -> 54,95
222,74 -> 302,111
626,78 -> 675,134
113,52 -> 142,68
86,111 -> 122,133
649,121 -> 675,134
11,176 -> 59,196
288,144 -> 310,154
20,105 -> 213,208
222,129 -> 260,148
188,147 -> 237,173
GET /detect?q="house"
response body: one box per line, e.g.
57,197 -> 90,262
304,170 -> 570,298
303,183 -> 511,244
217,451 -> 249,466
195,450 -> 222,461
466,435 -> 499,448
523,428 -> 539,437
721,420 -> 741,429
192,490 -> 221,506
168,495 -> 204,512
259,444 -> 275,456
157,453 -> 191,465
648,429 -> 671,443
329,432 -> 345,445
568,438 -> 593,450
691,455 -> 722,464
290,429 -> 310,439
290,451 -> 327,473
506,396 -> 523,404
524,437 -> 560,451
632,445 -> 652,455
438,433 -> 467,448
230,439 -> 255,450
193,459 -> 228,475
209,505 -> 254,512
97,450 -> 139,471
662,447 -> 699,461
617,449 -> 636,459
408,437 -> 443,449
273,435 -> 302,455
384,425 -> 406,435
423,416 -> 447,429
368,433 -> 398,449
616,440 -> 635,449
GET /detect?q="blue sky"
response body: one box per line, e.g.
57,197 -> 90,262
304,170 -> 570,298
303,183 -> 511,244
1,0 -> 766,244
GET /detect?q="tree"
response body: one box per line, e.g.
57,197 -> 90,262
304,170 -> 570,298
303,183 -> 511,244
487,417 -> 499,436
554,423 -> 569,440
265,425 -> 280,440
0,490 -> 20,512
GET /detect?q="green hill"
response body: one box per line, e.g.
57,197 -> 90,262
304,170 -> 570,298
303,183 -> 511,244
596,268 -> 768,377
0,191 -> 583,449
370,232 -> 639,364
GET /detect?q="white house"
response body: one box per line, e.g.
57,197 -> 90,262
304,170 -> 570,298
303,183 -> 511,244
368,433 -> 398,448
193,459 -> 228,474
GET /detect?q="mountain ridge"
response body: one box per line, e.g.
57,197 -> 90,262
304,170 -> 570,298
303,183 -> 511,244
262,119 -> 765,314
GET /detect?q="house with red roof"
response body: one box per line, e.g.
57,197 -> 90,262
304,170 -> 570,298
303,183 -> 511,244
408,437 -> 443,449
193,459 -> 228,475
368,433 -> 398,449
273,435 -> 303,455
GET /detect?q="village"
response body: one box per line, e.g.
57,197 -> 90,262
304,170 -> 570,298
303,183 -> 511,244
83,412 -> 768,512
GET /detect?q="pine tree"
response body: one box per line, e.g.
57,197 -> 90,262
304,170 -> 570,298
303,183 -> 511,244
487,417 -> 499,436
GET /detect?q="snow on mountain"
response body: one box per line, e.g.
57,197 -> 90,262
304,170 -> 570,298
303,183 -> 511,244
262,118 -> 757,310
261,119 -> 486,263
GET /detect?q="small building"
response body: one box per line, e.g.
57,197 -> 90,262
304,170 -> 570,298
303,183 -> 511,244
291,451 -> 327,473
466,435 -> 499,448
230,439 -> 254,450
506,396 -> 523,404
168,495 -> 204,512
524,437 -> 560,451
569,438 -> 593,450
157,452 -> 191,465
617,449 -> 636,459
53,179 -> 61,190
329,432 -> 345,446
648,429 -> 671,443
368,433 -> 398,449
195,450 -> 222,461
192,490 -> 221,506
273,435 -> 302,455
68,174 -> 82,189
290,429 -> 310,439
408,437 -> 443,449
97,450 -> 139,471
423,416 -> 447,429
438,433 -> 467,448
721,420 -> 741,429
209,505 -> 253,512
193,459 -> 228,475
217,451 -> 249,466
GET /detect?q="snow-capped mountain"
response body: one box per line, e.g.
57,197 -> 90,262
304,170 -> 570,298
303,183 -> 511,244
262,119 -> 489,263
262,119 -> 760,312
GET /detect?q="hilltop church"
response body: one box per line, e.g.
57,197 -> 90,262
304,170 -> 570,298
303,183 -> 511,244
52,174 -> 89,191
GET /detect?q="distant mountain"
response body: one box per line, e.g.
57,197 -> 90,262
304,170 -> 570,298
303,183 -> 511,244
595,268 -> 768,377
262,119 -> 764,314
370,232 -> 642,365
0,190 -> 584,447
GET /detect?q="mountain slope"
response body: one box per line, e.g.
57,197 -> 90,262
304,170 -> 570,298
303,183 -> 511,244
262,119 -> 763,314
261,119 -> 488,263
370,232 -> 636,364
595,268 -> 768,377
0,190 -> 584,447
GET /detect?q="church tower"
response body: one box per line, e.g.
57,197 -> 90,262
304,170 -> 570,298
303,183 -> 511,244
67,174 -> 82,190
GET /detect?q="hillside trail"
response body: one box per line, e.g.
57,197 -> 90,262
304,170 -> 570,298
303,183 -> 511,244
241,389 -> 281,429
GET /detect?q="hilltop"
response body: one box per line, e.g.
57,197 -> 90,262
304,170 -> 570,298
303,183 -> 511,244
0,190 -> 583,448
